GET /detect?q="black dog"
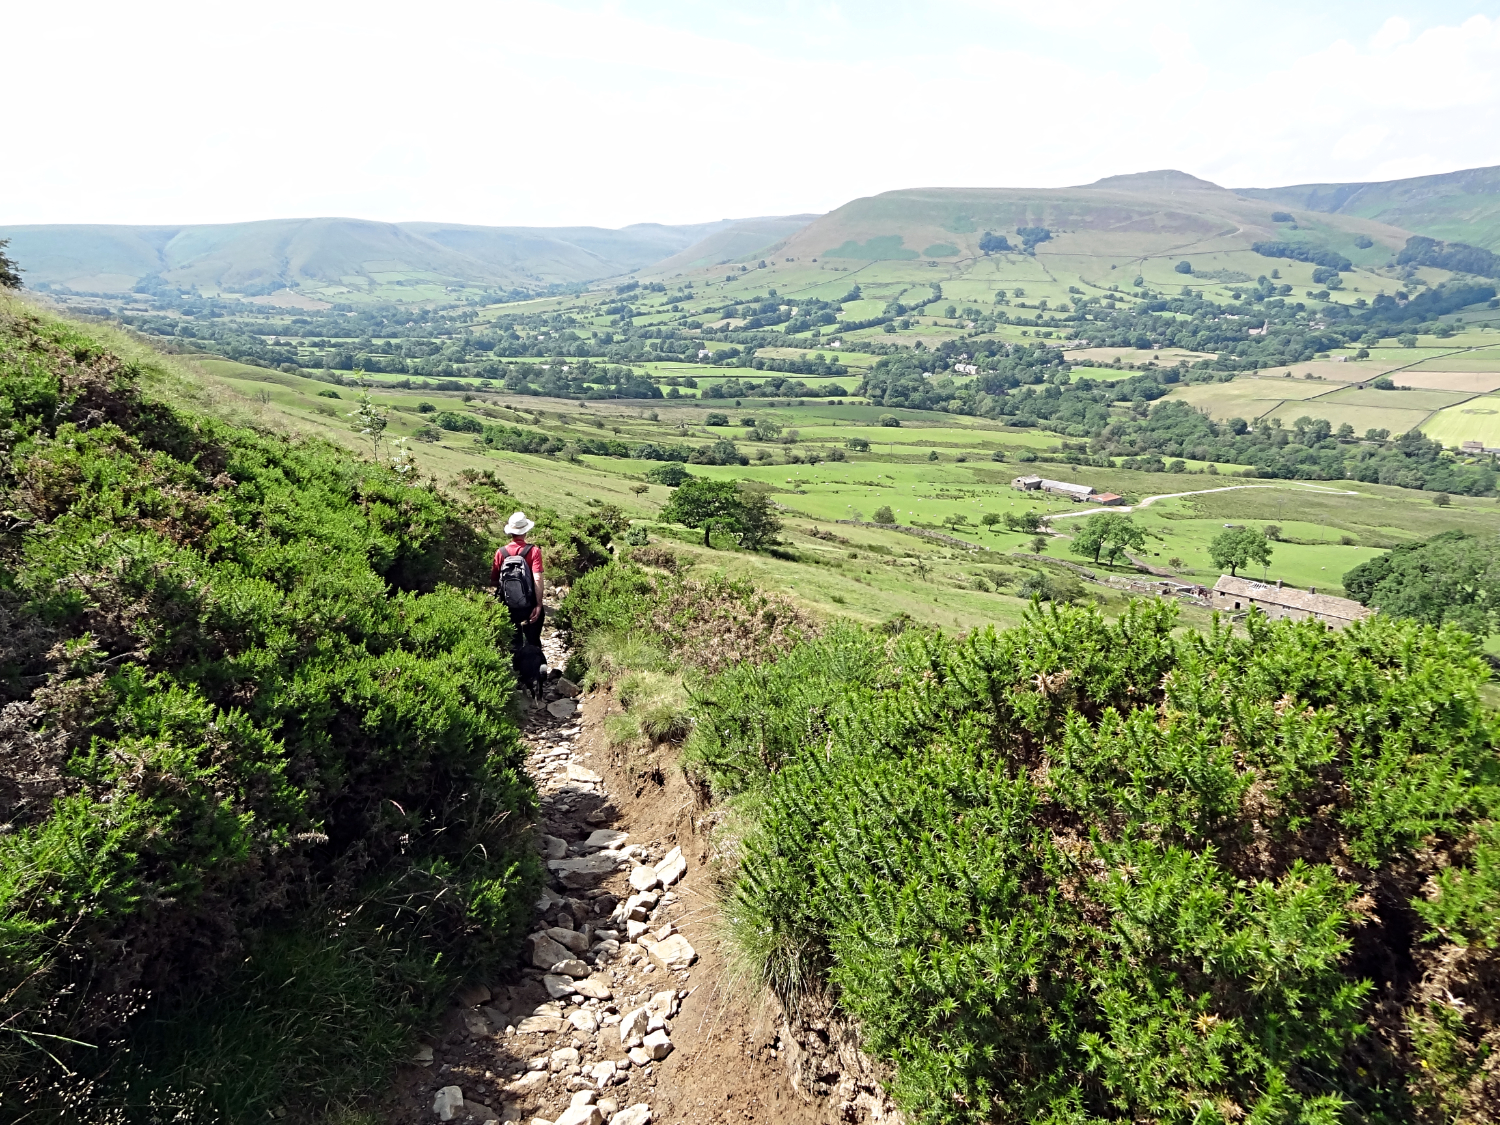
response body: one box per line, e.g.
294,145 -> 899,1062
513,642 -> 547,703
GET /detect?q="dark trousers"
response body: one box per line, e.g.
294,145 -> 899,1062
509,604 -> 545,650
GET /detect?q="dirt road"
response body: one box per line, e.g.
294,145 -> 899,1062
1043,482 -> 1361,522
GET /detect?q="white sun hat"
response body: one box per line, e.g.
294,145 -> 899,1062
504,511 -> 536,536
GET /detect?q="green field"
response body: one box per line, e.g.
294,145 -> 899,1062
1167,378 -> 1344,419
1421,395 -> 1500,447
1313,385 -> 1474,411
1161,368 -> 1500,437
1406,348 -> 1500,373
140,339 -> 1500,618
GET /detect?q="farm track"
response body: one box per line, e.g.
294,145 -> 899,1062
1045,481 -> 1361,522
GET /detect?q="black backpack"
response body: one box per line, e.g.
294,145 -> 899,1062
498,546 -> 538,612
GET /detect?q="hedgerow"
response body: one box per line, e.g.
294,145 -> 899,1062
0,310 -> 542,1118
702,600 -> 1500,1124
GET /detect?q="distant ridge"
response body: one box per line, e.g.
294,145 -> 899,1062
1082,169 -> 1227,193
642,215 -> 819,276
772,178 -> 1406,271
12,161 -> 1500,303
0,214 -> 818,298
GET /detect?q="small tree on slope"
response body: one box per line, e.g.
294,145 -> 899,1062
1209,525 -> 1272,576
1071,512 -> 1147,566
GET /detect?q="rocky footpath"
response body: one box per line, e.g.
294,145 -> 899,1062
391,615 -> 899,1125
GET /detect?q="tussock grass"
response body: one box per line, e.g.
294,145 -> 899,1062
583,633 -> 692,746
581,630 -> 676,690
618,668 -> 693,742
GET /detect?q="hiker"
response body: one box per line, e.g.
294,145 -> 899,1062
493,511 -> 547,664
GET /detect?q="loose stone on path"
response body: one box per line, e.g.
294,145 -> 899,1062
422,617 -> 702,1125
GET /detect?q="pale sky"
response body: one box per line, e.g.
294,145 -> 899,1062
8,0 -> 1500,229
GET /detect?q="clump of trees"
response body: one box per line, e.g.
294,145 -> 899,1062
1397,235 -> 1500,279
1251,240 -> 1353,271
1004,509 -> 1047,534
1343,530 -> 1500,636
1016,226 -> 1052,253
659,478 -> 781,548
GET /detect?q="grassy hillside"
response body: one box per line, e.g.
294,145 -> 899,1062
646,214 -> 818,273
769,175 -> 1404,281
1238,164 -> 1500,251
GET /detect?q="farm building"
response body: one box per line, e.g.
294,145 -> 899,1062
1011,475 -> 1096,500
1210,575 -> 1373,628
1094,492 -> 1125,505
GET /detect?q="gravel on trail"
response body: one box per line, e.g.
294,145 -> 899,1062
390,603 -> 899,1125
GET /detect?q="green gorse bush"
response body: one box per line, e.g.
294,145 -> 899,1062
685,596 -> 1500,1124
0,311 -> 542,1116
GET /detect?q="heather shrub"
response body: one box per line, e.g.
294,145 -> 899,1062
0,311 -> 541,1118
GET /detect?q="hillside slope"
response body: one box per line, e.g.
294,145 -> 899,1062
0,303 -> 589,1119
1237,164 -> 1500,251
776,175 -> 1409,272
643,214 -> 820,275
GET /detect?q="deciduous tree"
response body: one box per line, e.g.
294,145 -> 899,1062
659,478 -> 741,547
1209,526 -> 1272,576
1343,530 -> 1499,636
1070,512 -> 1147,565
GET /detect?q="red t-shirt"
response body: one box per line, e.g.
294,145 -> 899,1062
492,541 -> 543,586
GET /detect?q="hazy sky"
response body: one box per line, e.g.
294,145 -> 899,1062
9,0 -> 1500,228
